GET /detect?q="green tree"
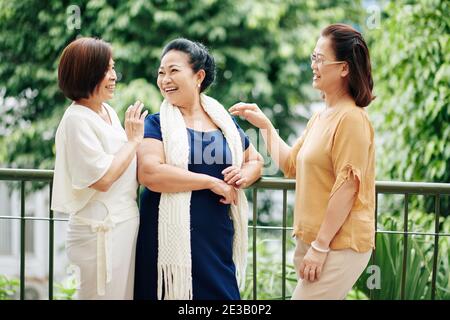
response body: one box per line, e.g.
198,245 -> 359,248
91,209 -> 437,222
367,0 -> 449,214
369,0 -> 449,184
0,0 -> 364,170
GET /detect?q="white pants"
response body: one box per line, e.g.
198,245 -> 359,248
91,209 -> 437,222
66,201 -> 139,300
291,238 -> 372,300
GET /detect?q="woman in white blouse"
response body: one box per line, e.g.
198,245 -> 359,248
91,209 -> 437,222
51,37 -> 147,299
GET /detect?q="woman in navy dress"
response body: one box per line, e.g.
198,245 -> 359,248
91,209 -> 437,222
134,38 -> 263,300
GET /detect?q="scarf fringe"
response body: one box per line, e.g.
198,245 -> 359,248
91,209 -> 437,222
231,192 -> 249,289
157,264 -> 193,300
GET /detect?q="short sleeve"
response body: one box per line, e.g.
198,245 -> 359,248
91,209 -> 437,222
144,113 -> 162,141
284,113 -> 318,178
65,117 -> 114,190
232,117 -> 250,151
329,110 -> 373,205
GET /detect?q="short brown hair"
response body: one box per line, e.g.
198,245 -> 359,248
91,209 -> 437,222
321,24 -> 375,107
58,37 -> 112,101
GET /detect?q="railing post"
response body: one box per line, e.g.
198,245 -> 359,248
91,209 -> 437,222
48,183 -> 54,300
431,194 -> 440,300
20,181 -> 25,300
281,189 -> 287,300
370,192 -> 378,300
252,188 -> 258,300
400,193 -> 409,300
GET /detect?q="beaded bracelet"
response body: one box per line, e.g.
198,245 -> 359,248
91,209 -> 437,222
311,240 -> 330,253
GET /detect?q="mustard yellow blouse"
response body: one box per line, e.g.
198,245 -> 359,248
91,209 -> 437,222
284,105 -> 375,253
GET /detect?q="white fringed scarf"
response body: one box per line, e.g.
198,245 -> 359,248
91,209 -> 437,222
158,93 -> 249,300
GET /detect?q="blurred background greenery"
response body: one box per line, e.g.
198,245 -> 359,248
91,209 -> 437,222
0,0 -> 448,300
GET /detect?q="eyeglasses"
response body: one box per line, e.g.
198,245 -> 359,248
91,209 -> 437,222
310,53 -> 346,66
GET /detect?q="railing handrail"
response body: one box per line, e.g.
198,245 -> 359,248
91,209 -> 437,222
0,168 -> 54,181
252,176 -> 450,194
1,168 -> 449,194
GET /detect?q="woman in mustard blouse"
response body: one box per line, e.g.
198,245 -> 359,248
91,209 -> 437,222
229,23 -> 375,299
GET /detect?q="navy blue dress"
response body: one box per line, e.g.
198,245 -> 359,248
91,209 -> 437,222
134,113 -> 250,300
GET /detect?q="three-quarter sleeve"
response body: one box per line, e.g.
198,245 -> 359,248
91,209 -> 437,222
284,113 -> 318,178
65,117 -> 114,190
329,110 -> 373,207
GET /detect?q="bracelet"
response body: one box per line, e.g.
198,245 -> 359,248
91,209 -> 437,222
311,240 -> 330,253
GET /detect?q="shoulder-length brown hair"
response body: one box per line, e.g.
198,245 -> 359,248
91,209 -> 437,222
322,23 -> 375,107
58,37 -> 112,101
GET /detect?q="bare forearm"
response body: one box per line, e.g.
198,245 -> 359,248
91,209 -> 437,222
140,164 -> 216,193
240,160 -> 263,187
91,141 -> 139,191
260,123 -> 292,173
315,179 -> 358,248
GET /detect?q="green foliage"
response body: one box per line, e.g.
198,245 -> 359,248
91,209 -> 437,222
355,210 -> 450,300
0,275 -> 19,300
366,0 -> 450,215
241,233 -> 297,300
53,276 -> 78,300
346,288 -> 369,300
0,0 -> 364,169
369,0 -> 449,184
109,78 -> 162,121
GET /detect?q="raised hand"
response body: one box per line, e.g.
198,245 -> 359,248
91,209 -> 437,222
125,100 -> 148,144
229,102 -> 271,129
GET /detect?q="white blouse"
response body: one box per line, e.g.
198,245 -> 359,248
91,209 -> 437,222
51,102 -> 138,217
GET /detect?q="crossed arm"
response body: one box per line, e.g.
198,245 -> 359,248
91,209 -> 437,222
137,138 -> 263,203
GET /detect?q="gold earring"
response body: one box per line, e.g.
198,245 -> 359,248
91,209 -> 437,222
197,83 -> 201,88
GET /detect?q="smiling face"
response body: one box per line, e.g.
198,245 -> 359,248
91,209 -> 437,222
94,58 -> 117,101
157,50 -> 204,107
311,36 -> 348,93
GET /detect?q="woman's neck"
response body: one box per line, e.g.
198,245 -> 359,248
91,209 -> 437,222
179,104 -> 202,117
76,98 -> 103,113
178,95 -> 203,117
323,87 -> 354,109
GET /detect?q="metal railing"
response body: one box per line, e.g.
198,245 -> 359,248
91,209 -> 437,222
0,168 -> 449,300
250,177 -> 450,300
0,168 -> 55,300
